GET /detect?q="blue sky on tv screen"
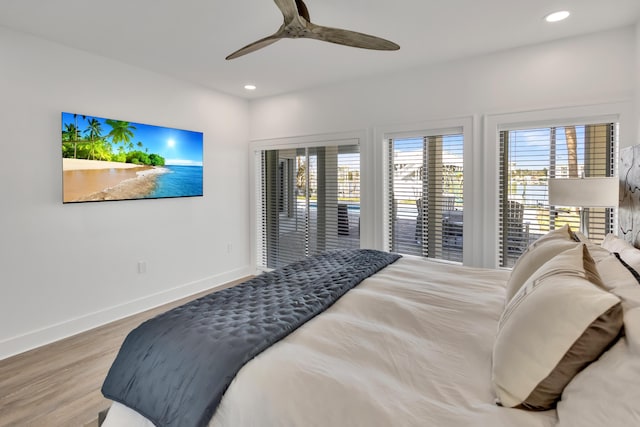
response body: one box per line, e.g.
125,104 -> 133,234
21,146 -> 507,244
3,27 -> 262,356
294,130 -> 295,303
62,112 -> 203,166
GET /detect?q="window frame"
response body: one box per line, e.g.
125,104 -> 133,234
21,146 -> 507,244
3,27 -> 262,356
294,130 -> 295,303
249,130 -> 366,272
499,123 -> 617,267
484,102 -> 631,269
375,116 -> 475,265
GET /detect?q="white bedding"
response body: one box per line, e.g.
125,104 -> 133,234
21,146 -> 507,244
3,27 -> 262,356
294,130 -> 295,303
103,256 -> 557,427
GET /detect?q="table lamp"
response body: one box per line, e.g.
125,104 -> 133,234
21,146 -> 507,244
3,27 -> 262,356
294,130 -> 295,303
548,177 -> 619,238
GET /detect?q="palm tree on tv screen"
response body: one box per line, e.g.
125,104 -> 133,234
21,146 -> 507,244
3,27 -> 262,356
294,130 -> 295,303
73,113 -> 86,159
106,119 -> 137,158
84,118 -> 103,160
62,123 -> 80,159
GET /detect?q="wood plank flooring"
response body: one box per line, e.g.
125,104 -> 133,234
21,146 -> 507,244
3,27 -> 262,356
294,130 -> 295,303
0,277 -> 249,427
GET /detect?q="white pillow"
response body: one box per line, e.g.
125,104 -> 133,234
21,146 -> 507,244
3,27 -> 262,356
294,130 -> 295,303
602,233 -> 634,252
594,252 -> 640,344
493,244 -> 623,410
557,314 -> 640,427
559,251 -> 640,426
602,233 -> 640,272
505,224 -> 579,302
595,250 -> 640,293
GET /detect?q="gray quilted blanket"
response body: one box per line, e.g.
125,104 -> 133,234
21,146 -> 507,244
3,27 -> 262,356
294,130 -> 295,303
101,249 -> 401,427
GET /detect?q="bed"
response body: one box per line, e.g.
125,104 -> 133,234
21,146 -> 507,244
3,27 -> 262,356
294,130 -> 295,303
100,221 -> 640,426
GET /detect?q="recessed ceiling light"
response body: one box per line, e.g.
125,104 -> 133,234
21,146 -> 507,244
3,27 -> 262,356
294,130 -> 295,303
244,84 -> 257,91
545,11 -> 570,23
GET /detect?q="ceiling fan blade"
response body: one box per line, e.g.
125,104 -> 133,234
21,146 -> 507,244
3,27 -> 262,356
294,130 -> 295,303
225,1 -> 399,59
306,23 -> 400,51
225,33 -> 283,60
295,0 -> 310,22
273,0 -> 299,22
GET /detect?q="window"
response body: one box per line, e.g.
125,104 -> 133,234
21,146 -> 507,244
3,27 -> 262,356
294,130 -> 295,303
387,132 -> 464,262
257,143 -> 360,269
499,123 -> 617,267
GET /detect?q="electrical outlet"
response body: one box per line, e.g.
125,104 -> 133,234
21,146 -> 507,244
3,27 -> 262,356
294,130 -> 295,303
138,261 -> 147,274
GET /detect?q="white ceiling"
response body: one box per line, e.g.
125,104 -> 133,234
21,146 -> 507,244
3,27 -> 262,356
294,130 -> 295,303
0,0 -> 639,99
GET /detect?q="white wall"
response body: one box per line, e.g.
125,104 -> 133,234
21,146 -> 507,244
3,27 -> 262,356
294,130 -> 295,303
250,27 -> 635,141
250,26 -> 637,267
636,22 -> 640,141
0,26 -> 252,359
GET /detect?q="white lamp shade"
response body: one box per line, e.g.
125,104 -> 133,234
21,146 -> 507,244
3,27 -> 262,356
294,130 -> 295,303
548,177 -> 619,207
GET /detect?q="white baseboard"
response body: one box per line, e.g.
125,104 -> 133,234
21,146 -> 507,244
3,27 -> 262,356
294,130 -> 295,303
0,266 -> 253,361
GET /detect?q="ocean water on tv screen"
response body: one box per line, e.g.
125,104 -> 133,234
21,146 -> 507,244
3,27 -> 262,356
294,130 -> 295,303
148,165 -> 203,198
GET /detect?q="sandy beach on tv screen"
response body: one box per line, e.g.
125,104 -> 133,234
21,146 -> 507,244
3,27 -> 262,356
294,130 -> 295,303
63,158 -> 160,202
63,158 -> 144,171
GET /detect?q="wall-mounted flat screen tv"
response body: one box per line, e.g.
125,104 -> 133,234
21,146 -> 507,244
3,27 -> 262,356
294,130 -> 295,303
62,112 -> 203,203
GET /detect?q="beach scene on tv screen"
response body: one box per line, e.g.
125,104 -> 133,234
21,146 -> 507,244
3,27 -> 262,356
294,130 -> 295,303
62,112 -> 203,203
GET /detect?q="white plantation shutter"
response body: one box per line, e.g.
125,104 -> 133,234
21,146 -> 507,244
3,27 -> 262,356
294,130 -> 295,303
387,132 -> 464,262
257,143 -> 360,270
499,123 -> 617,267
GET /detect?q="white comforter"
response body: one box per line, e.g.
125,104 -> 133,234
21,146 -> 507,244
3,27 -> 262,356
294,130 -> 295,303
103,256 -> 557,427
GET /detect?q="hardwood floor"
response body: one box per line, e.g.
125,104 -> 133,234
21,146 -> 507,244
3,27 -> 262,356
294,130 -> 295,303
0,277 -> 249,427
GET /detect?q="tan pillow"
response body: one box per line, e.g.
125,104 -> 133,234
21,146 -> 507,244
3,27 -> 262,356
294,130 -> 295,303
571,229 -> 589,243
505,224 -> 579,302
493,244 -> 623,410
579,239 -> 611,263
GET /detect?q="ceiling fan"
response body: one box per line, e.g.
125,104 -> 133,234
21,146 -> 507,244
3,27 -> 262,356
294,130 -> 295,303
226,0 -> 400,60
